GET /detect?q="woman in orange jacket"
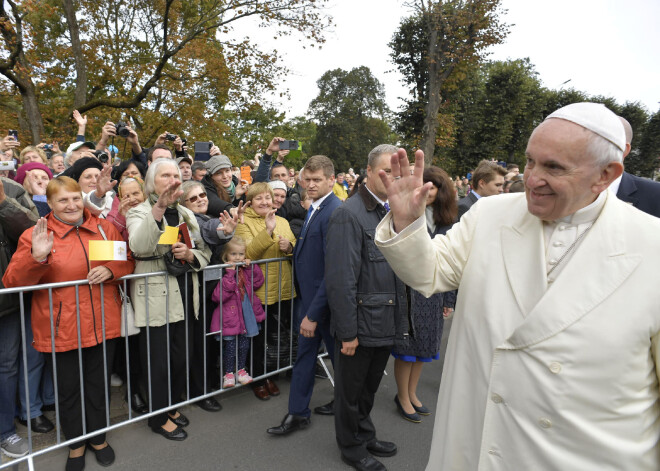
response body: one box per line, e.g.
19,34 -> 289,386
3,176 -> 134,471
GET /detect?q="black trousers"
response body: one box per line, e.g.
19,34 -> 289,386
188,304 -> 220,396
113,335 -> 141,396
333,340 -> 391,461
250,299 -> 294,378
139,321 -> 186,429
45,339 -> 117,449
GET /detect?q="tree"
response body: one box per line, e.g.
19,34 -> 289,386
392,1 -> 508,161
0,0 -> 330,144
636,109 -> 660,178
308,67 -> 395,171
618,102 -> 650,176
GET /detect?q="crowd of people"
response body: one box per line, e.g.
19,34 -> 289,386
1,102 -> 660,471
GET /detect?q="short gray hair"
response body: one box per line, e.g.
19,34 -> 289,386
179,180 -> 204,205
144,158 -> 181,195
367,144 -> 398,168
586,132 -> 623,167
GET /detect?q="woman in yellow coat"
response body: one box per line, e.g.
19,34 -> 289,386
234,182 -> 296,400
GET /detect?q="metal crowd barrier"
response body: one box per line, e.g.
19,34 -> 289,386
0,257 -> 331,470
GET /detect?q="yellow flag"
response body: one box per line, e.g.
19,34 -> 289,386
157,226 -> 179,245
89,240 -> 127,261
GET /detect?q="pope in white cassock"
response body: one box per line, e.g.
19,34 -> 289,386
374,103 -> 660,470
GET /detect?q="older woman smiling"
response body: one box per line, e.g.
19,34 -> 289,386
3,177 -> 134,471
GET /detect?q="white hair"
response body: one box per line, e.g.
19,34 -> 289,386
586,132 -> 623,167
144,158 -> 181,195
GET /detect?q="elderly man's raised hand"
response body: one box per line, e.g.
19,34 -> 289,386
379,148 -> 433,233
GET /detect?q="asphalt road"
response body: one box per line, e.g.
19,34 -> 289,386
7,319 -> 452,471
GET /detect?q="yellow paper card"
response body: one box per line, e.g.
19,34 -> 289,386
89,240 -> 127,261
158,226 -> 179,245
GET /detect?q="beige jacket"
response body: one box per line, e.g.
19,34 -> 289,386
126,200 -> 211,327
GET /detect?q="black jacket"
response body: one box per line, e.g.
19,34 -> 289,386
276,191 -> 307,237
201,174 -> 245,218
0,178 -> 38,318
325,184 -> 410,347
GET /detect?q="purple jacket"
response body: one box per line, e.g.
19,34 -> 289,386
211,264 -> 265,336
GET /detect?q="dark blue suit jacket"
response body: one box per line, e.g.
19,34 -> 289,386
616,171 -> 660,218
293,192 -> 342,324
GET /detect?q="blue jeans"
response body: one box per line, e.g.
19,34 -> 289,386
16,308 -> 54,420
0,312 -> 20,440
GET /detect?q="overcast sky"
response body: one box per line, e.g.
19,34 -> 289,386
231,0 -> 660,118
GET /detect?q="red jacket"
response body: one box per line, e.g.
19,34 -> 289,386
2,209 -> 135,352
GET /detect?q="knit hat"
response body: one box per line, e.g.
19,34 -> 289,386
205,154 -> 232,174
545,102 -> 625,152
268,180 -> 288,193
61,157 -> 103,182
14,162 -> 53,185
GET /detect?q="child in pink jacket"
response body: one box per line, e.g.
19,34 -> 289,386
211,237 -> 265,388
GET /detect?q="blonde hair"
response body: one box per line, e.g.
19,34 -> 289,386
245,182 -> 273,203
222,236 -> 247,263
19,146 -> 48,165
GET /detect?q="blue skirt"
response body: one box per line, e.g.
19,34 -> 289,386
391,351 -> 440,363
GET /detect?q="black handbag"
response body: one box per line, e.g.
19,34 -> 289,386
132,250 -> 192,277
162,250 -> 192,276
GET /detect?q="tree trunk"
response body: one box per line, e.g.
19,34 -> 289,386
62,0 -> 87,109
20,80 -> 44,143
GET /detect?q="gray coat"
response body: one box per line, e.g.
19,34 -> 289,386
0,178 -> 38,319
325,184 -> 410,348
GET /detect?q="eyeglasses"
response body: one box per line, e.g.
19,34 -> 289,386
186,192 -> 207,203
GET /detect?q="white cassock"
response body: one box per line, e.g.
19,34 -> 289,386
375,191 -> 660,471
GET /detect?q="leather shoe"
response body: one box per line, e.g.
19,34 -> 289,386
168,412 -> 189,427
152,424 -> 187,441
196,397 -> 222,412
266,413 -> 310,435
313,400 -> 334,416
252,384 -> 270,401
17,414 -> 54,433
265,379 -> 280,396
130,393 -> 148,414
341,454 -> 387,471
412,402 -> 431,416
366,439 -> 397,457
394,395 -> 421,423
90,443 -> 115,467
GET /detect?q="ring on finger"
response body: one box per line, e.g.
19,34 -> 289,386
394,176 -> 402,180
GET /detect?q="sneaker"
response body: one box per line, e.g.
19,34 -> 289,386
110,373 -> 123,387
1,433 -> 29,458
237,369 -> 253,385
223,373 -> 235,388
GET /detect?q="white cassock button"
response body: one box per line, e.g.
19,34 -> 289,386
488,449 -> 497,455
553,241 -> 563,247
549,259 -> 558,265
539,418 -> 552,428
558,225 -> 566,231
491,394 -> 503,404
549,362 -> 562,374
